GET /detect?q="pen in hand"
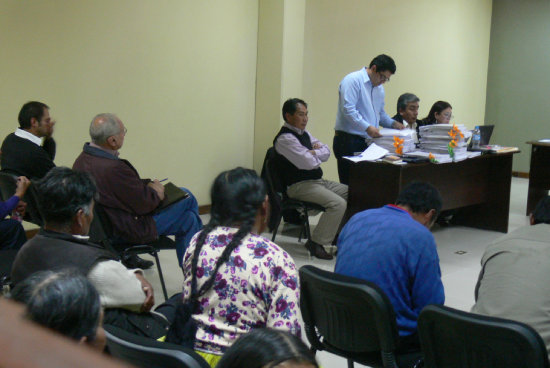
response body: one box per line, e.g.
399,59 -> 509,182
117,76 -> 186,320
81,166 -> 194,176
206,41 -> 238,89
159,178 -> 168,183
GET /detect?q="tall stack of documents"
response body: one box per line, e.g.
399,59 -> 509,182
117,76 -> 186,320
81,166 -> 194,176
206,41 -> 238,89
370,128 -> 416,154
418,124 -> 472,155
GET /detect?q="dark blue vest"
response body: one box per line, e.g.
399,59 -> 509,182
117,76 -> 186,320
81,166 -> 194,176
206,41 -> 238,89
272,127 -> 323,188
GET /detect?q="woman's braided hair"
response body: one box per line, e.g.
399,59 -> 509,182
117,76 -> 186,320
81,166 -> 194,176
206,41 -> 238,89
189,167 -> 267,302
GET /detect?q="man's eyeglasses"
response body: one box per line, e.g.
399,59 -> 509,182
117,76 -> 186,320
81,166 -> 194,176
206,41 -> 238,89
378,73 -> 391,83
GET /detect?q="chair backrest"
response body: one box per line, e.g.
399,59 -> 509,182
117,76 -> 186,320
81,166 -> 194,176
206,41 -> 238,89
299,265 -> 400,356
0,172 -> 17,202
104,324 -> 209,368
24,184 -> 45,227
418,304 -> 550,368
262,147 -> 285,196
88,203 -> 113,244
260,147 -> 285,231
0,172 -> 44,226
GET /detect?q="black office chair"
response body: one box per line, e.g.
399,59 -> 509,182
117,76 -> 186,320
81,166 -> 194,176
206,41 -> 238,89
262,147 -> 325,243
299,265 -> 419,368
418,304 -> 550,368
104,324 -> 209,368
0,172 -> 44,227
88,203 -> 172,300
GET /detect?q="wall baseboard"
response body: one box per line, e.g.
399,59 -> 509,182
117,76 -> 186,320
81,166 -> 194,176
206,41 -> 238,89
512,171 -> 529,179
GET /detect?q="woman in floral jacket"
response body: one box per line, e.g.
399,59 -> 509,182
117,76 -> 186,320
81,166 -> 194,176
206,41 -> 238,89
181,167 -> 301,366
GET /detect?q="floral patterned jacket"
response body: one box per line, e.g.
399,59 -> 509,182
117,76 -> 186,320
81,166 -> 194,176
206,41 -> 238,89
181,227 -> 301,355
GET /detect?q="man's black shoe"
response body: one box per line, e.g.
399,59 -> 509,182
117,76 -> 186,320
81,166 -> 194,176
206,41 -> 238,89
122,254 -> 154,269
305,240 -> 333,260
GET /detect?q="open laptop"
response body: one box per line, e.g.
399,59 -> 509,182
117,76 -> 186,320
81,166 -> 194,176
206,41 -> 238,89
468,125 -> 494,151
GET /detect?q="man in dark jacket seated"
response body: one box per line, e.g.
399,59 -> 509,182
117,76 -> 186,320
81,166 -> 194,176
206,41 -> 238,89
1,101 -> 56,179
73,113 -> 202,269
11,167 -> 173,338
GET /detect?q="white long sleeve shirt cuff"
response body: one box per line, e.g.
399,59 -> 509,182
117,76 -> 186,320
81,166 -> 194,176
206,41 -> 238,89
87,260 -> 145,312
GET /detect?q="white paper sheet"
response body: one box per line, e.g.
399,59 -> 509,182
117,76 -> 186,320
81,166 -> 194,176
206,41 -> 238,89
343,143 -> 389,162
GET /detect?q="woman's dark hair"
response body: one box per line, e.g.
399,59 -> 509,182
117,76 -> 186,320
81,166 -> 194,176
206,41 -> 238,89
189,167 -> 266,304
10,269 -> 101,342
421,100 -> 452,124
217,328 -> 319,368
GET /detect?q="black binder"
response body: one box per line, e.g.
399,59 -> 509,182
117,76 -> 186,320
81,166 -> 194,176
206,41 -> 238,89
158,182 -> 189,210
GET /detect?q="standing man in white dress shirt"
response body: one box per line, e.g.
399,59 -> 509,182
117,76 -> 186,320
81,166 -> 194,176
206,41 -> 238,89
273,98 -> 348,260
1,101 -> 56,179
333,54 -> 404,185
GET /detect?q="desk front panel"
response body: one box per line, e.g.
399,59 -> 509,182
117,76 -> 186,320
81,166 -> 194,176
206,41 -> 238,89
347,153 -> 514,233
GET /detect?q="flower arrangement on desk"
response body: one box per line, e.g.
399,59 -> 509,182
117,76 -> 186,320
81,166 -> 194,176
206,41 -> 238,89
393,136 -> 404,155
447,124 -> 464,161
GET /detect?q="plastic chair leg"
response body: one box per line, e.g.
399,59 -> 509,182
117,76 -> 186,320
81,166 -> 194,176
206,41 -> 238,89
152,251 -> 168,301
271,215 -> 282,242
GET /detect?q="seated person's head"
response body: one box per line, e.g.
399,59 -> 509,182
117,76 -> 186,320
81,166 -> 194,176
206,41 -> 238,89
35,167 -> 97,235
10,269 -> 105,351
396,93 -> 420,125
18,101 -> 53,138
282,98 -> 308,130
208,167 -> 268,235
531,196 -> 550,225
217,328 -> 318,368
423,101 -> 452,124
89,113 -> 126,150
395,182 -> 442,228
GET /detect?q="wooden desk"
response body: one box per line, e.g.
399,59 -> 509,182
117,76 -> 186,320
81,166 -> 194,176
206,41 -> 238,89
347,153 -> 515,233
526,141 -> 550,215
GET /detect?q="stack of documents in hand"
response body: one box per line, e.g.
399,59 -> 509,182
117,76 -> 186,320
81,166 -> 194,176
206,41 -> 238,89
370,128 -> 416,154
418,124 -> 472,155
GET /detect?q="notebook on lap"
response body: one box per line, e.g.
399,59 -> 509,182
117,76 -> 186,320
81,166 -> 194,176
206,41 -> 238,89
158,182 -> 189,210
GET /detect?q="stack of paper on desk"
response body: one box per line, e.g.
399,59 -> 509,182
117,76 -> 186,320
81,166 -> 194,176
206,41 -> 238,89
406,150 -> 481,163
370,128 -> 416,153
418,124 -> 472,154
344,143 -> 388,162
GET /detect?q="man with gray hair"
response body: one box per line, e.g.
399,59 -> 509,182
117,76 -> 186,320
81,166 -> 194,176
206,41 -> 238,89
73,113 -> 202,269
392,93 -> 421,131
12,167 -> 172,339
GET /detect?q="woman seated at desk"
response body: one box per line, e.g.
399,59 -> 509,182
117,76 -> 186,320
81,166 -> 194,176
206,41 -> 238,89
420,100 -> 453,126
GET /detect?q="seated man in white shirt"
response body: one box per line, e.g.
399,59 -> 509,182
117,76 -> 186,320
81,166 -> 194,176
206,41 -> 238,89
272,98 -> 348,260
1,101 -> 56,179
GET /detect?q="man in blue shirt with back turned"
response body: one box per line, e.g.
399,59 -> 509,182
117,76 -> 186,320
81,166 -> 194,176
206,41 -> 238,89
335,182 -> 445,354
333,54 -> 404,184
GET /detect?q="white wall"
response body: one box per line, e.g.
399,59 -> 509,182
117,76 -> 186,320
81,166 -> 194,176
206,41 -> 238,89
0,0 -> 259,204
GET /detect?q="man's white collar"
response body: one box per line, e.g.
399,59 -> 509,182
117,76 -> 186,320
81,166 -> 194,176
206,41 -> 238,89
283,122 -> 305,135
14,128 -> 42,146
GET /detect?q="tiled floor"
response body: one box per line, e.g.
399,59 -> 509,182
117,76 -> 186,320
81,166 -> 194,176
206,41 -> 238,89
141,177 -> 531,368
